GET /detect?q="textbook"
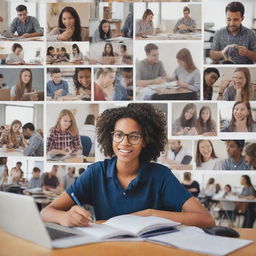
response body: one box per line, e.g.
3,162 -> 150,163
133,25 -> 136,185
75,215 -> 180,240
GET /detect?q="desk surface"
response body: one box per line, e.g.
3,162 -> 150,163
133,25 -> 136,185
136,32 -> 202,41
0,148 -> 24,157
212,196 -> 256,203
0,228 -> 255,256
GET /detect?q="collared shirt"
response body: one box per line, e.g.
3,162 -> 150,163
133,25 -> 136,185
6,53 -> 24,64
221,156 -> 250,170
167,147 -> 192,164
10,16 -> 43,36
173,17 -> 196,33
211,25 -> 256,64
136,19 -> 154,36
23,132 -> 44,157
66,157 -> 192,220
28,177 -> 43,189
46,80 -> 69,98
136,59 -> 166,81
47,128 -> 82,152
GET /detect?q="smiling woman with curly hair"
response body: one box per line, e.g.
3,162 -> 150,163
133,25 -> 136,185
41,103 -> 214,228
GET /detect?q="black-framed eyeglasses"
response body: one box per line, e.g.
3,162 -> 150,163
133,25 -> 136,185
111,131 -> 143,145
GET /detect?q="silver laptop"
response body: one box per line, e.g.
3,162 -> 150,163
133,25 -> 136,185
0,192 -> 98,248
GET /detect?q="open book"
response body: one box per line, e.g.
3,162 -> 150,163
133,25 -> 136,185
75,215 -> 180,240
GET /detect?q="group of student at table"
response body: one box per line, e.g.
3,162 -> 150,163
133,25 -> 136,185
0,121 -> 43,157
136,44 -> 200,100
136,6 -> 198,38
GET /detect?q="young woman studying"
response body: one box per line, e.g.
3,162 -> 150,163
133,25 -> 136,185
41,103 -> 215,228
47,109 -> 82,156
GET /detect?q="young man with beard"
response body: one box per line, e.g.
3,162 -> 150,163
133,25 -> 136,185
210,1 -> 256,64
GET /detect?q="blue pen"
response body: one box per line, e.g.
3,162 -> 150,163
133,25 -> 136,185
71,192 -> 93,222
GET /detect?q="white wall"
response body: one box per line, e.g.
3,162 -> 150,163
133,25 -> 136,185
203,0 -> 255,30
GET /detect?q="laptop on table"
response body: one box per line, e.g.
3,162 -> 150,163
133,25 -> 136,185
0,192 -> 98,248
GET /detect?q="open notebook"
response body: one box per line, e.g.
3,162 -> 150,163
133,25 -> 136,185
75,215 -> 180,240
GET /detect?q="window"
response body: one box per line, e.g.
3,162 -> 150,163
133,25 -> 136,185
6,105 -> 34,126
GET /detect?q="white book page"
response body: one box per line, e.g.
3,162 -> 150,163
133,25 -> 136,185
74,223 -> 133,240
148,226 -> 253,256
104,215 -> 180,236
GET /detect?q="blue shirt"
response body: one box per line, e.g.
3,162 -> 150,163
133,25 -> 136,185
66,157 -> 192,220
47,80 -> 69,98
211,25 -> 256,64
221,156 -> 250,170
10,16 -> 43,36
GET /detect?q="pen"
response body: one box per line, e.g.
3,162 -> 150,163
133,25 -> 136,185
71,192 -> 93,223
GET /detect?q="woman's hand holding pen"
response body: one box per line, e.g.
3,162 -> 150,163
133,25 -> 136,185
60,205 -> 92,227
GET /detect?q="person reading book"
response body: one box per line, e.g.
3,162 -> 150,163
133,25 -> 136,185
40,103 -> 214,228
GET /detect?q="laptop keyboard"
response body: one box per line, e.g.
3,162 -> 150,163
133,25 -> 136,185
46,226 -> 78,240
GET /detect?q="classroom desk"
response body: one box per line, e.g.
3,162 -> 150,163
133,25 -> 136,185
0,148 -> 24,157
47,155 -> 95,163
137,86 -> 197,100
0,228 -> 255,256
212,195 -> 256,203
0,35 -> 44,41
135,31 -> 202,41
47,95 -> 89,101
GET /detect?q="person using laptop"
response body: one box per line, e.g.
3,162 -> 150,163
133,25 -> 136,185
6,4 -> 43,39
28,167 -> 42,189
41,103 -> 215,228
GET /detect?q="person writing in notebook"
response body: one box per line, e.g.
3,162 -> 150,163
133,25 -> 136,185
6,5 -> 43,39
41,103 -> 214,228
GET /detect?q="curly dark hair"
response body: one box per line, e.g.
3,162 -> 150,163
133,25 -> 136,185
96,103 -> 167,162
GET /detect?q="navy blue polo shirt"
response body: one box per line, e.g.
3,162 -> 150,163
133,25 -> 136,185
66,157 -> 192,220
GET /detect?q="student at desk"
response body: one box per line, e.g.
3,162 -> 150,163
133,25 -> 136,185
6,4 -> 43,39
47,6 -> 88,41
210,1 -> 256,64
47,68 -> 69,99
0,120 -> 25,149
172,103 -> 197,136
6,43 -> 25,65
22,123 -> 44,157
42,165 -> 61,193
46,46 -> 57,64
70,44 -> 83,62
136,43 -> 167,88
136,9 -> 154,37
73,68 -> 91,100
28,167 -> 42,189
169,48 -> 200,100
173,6 -> 196,34
56,47 -> 70,63
10,161 -> 23,184
101,43 -> 119,65
121,12 -> 133,38
10,69 -> 38,101
92,19 -> 112,43
47,109 -> 82,156
40,103 -> 215,227
182,172 -> 200,198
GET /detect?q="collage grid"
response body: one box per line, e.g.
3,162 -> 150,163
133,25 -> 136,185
0,0 -> 256,229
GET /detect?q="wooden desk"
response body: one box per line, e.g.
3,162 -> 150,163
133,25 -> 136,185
135,31 -> 202,41
0,228 -> 255,256
152,88 -> 197,100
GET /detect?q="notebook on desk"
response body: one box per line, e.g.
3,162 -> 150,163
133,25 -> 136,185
0,192 -> 99,248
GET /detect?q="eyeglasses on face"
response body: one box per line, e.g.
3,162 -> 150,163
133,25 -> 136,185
111,131 -> 143,145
